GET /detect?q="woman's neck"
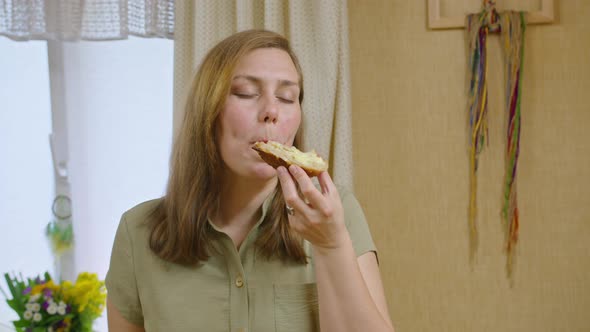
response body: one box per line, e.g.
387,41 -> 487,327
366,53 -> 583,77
212,173 -> 277,247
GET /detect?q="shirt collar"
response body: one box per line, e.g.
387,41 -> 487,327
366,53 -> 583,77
207,188 -> 275,233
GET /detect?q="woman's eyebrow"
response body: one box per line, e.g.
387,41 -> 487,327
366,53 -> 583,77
233,75 -> 260,84
233,75 -> 298,88
278,79 -> 299,88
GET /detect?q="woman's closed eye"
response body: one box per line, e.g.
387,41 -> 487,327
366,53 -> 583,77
233,92 -> 259,99
276,96 -> 295,104
233,92 -> 295,104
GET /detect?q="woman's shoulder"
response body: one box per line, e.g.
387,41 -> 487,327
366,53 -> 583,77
124,198 -> 162,220
333,184 -> 357,206
119,198 -> 163,236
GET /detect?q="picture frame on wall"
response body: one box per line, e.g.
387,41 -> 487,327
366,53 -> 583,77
427,0 -> 555,29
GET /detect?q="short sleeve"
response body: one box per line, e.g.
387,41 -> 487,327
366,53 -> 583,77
341,189 -> 378,258
105,213 -> 144,326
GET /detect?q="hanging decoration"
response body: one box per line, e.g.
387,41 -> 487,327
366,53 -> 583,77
46,195 -> 74,256
466,0 -> 525,275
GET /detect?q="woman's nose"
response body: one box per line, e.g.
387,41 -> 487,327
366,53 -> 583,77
260,96 -> 278,124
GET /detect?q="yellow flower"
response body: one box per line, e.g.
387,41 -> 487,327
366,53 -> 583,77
61,273 -> 106,318
30,280 -> 60,296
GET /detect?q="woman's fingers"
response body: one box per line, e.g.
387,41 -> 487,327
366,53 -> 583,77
317,170 -> 337,197
278,165 -> 340,223
278,166 -> 348,249
287,165 -> 333,217
276,166 -> 310,214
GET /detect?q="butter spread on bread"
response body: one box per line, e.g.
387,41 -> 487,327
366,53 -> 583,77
252,140 -> 328,177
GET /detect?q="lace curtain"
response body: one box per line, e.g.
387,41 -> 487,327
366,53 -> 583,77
0,0 -> 174,41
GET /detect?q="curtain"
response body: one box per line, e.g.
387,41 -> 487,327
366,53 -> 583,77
0,0 -> 174,41
173,0 -> 354,189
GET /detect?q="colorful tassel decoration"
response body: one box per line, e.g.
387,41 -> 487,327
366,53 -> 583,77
466,2 -> 525,276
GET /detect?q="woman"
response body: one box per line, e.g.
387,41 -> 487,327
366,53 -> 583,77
106,29 -> 394,332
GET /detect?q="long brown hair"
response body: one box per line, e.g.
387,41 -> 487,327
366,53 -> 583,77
148,29 -> 307,266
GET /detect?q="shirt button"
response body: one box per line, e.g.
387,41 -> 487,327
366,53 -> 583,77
235,275 -> 244,288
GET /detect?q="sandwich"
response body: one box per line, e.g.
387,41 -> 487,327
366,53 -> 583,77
252,140 -> 328,177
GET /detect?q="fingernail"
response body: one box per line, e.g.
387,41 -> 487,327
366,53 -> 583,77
277,166 -> 286,175
289,165 -> 298,175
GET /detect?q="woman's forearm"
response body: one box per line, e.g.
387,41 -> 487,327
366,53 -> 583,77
313,236 -> 394,332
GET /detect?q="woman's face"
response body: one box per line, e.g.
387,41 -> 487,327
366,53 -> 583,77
217,48 -> 302,180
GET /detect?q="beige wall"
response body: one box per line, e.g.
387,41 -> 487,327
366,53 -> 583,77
348,1 -> 590,331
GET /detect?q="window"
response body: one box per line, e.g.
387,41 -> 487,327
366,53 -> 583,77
0,38 -> 54,326
0,37 -> 173,330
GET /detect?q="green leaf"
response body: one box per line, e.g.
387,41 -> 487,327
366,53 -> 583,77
4,273 -> 18,298
6,298 -> 23,311
12,320 -> 29,328
43,314 -> 66,325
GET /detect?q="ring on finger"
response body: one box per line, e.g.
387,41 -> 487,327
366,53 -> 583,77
286,205 -> 295,216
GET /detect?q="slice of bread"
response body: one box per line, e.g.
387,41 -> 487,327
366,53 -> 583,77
252,141 -> 328,177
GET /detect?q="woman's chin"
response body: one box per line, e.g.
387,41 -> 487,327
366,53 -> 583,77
251,163 -> 278,180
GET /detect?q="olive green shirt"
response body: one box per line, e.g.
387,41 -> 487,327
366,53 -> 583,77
106,189 -> 376,332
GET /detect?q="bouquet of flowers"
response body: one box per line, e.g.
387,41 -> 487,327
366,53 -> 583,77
1,272 -> 106,332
